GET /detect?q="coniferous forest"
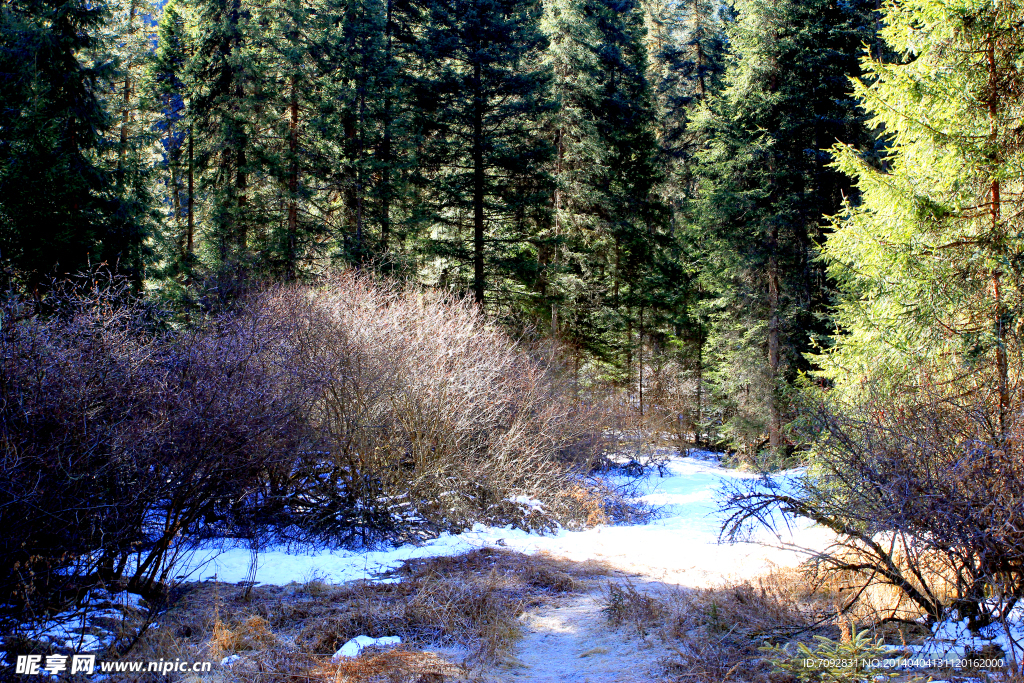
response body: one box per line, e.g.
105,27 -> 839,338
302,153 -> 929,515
5,0 -> 1024,666
1,0 -> 886,457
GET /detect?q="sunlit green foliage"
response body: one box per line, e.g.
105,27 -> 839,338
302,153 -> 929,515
823,0 -> 1024,431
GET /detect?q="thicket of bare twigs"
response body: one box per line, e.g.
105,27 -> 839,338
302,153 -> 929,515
264,274 -> 609,546
723,379 -> 1024,633
0,272 -> 609,624
0,275 -> 311,622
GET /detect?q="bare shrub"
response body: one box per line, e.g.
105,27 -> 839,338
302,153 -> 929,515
0,274 -> 310,621
263,272 -> 607,545
724,378 -> 1024,632
0,270 -> 608,627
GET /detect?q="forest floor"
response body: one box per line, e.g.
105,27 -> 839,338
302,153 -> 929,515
17,453 -> 1003,681
127,452 -> 838,682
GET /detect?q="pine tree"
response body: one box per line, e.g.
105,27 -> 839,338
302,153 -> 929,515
99,0 -> 158,286
691,0 -> 875,458
415,0 -> 554,308
249,0 -> 324,277
823,0 -> 1024,442
0,0 -> 138,286
643,0 -> 731,443
147,0 -> 195,284
543,0 -> 667,380
188,0 -> 260,263
314,0 -> 400,265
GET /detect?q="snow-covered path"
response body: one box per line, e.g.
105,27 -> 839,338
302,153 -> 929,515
506,589 -> 663,683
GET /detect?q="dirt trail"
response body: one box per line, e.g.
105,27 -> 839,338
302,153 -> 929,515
488,579 -> 673,683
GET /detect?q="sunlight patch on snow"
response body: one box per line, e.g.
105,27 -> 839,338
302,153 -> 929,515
178,451 -> 831,588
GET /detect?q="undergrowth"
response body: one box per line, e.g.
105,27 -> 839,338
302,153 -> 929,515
119,549 -> 609,682
600,566 -> 847,682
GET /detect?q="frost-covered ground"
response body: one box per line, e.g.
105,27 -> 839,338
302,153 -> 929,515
180,450 -> 831,588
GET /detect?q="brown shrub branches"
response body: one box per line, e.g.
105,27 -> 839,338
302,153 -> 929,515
0,272 -> 606,622
723,379 -> 1024,630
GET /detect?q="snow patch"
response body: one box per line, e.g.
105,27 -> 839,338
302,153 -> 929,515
332,635 -> 402,661
905,608 -> 1024,668
220,654 -> 242,667
174,452 -> 829,589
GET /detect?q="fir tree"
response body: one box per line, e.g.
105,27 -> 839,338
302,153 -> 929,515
0,0 -> 138,285
189,0 -> 259,262
146,0 -> 194,283
691,0 -> 875,457
415,0 -> 554,307
543,0 -> 667,379
823,0 -> 1024,443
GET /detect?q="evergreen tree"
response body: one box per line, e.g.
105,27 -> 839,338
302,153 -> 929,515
188,0 -> 260,263
0,0 -> 138,286
691,0 -> 874,457
643,0 -> 731,442
823,0 -> 1024,443
314,0 -> 406,265
415,0 -> 554,307
146,0 -> 194,284
543,0 -> 667,379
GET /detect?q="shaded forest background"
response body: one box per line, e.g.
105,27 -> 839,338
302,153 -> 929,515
0,0 -> 883,461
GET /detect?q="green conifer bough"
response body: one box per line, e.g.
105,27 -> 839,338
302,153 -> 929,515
691,0 -> 873,458
824,0 -> 1024,437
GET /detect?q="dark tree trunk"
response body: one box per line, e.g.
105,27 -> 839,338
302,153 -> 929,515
472,60 -> 485,305
287,73 -> 299,279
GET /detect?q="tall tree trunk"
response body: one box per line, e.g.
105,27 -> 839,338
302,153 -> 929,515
639,306 -> 644,417
987,30 -> 1008,441
116,0 -> 138,188
187,123 -> 195,257
472,60 -> 485,305
768,225 -> 782,456
235,101 -> 248,249
551,125 -> 564,335
344,118 -> 359,255
695,327 -> 703,446
169,115 -> 182,236
287,72 -> 299,280
380,0 -> 394,252
231,0 -> 247,250
356,89 -> 365,254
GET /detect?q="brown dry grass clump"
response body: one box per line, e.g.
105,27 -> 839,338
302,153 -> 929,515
600,566 -> 847,683
210,615 -> 277,656
121,549 -> 607,682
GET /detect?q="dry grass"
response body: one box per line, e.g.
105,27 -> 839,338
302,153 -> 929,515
602,581 -> 665,638
210,615 -> 277,656
599,566 -> 849,683
119,549 -> 607,682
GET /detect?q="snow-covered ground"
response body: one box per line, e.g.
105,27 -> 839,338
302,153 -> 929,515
179,450 -> 832,588
12,451 -> 1021,677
